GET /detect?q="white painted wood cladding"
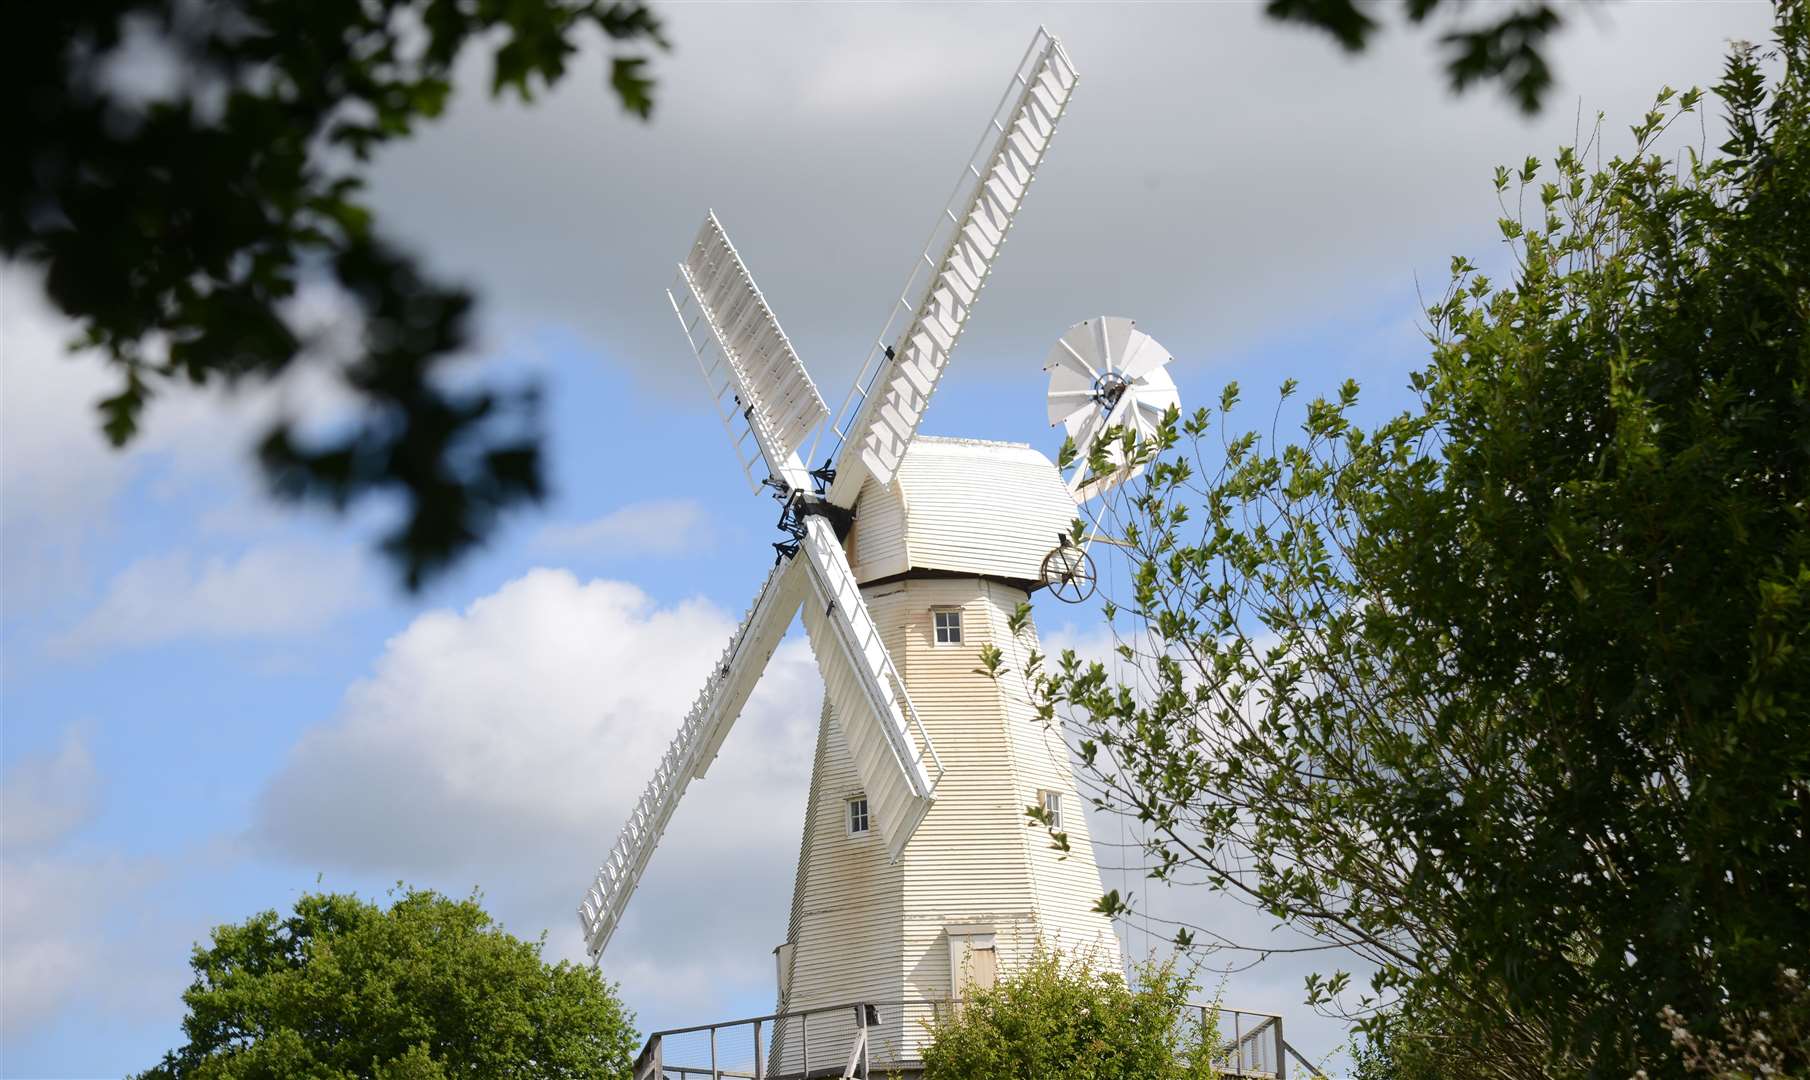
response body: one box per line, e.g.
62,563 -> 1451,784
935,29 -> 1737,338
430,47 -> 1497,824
774,574 -> 1119,1071
850,437 -> 1079,588
798,515 -> 941,864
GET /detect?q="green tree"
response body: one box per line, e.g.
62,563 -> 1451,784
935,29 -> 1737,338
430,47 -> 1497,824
1345,1018 -> 1437,1080
135,887 -> 639,1079
1024,3 -> 1809,1077
4,0 -> 665,589
920,952 -> 1219,1080
1266,0 -> 1580,113
1654,968 -> 1810,1079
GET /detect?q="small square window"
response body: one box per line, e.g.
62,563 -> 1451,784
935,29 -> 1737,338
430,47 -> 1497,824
847,796 -> 869,837
933,609 -> 963,645
1039,790 -> 1063,832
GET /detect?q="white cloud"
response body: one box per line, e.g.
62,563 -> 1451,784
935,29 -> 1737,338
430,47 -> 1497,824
0,729 -> 97,852
533,497 -> 712,557
0,727 -> 172,1041
1,263 -> 136,598
1,262 -> 363,609
359,2 -> 1774,405
51,544 -> 370,656
0,853 -> 162,1040
798,15 -> 1006,117
254,568 -> 823,1022
1043,618 -> 1130,670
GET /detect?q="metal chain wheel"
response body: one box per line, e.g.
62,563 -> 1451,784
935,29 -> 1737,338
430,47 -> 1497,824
1040,544 -> 1097,603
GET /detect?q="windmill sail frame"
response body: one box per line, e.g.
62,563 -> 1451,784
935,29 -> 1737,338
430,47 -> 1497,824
670,212 -> 826,493
821,27 -> 1078,508
579,558 -> 809,960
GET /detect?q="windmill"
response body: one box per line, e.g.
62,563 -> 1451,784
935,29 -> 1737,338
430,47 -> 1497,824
577,28 -> 1177,1073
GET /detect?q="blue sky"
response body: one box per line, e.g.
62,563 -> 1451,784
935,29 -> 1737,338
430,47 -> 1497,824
0,3 -> 1776,1075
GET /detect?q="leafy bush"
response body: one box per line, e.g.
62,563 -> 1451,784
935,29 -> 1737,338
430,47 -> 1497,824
920,951 -> 1219,1080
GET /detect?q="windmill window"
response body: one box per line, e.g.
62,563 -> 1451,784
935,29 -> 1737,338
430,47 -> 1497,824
847,796 -> 870,837
1039,789 -> 1063,832
933,609 -> 963,645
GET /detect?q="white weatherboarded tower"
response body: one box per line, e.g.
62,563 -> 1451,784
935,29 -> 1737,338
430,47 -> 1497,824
773,435 -> 1118,1069
576,29 -> 1180,1075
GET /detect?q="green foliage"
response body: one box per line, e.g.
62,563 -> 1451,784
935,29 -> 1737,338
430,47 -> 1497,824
920,952 -> 1219,1080
134,887 -> 638,1079
1654,967 -> 1810,1079
1262,0 -> 1574,112
1346,1017 -> 1439,1080
1028,4 -> 1810,1077
4,0 -> 666,589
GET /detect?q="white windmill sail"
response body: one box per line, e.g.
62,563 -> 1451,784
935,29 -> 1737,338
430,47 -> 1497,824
824,27 -> 1079,508
670,211 -> 942,853
583,215 -> 946,961
796,516 -> 941,862
579,559 -> 809,960
671,212 -> 826,492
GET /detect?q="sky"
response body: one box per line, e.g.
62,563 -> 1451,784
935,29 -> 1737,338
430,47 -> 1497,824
0,2 -> 1778,1076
